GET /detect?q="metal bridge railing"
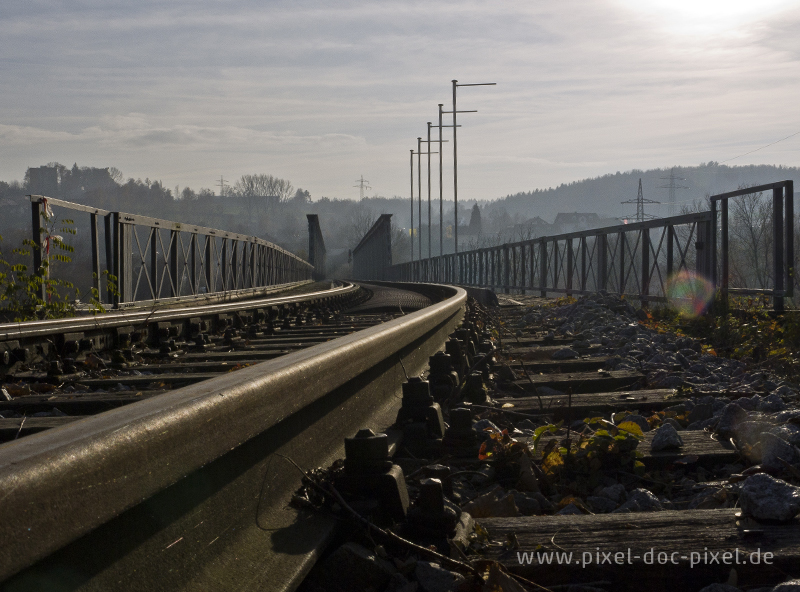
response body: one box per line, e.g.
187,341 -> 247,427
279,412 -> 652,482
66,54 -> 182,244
711,180 -> 794,311
387,212 -> 713,303
29,195 -> 314,308
307,214 -> 327,281
380,179 -> 795,310
352,214 -> 393,281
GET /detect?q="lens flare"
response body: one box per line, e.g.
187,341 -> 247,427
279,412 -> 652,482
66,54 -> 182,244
666,270 -> 715,317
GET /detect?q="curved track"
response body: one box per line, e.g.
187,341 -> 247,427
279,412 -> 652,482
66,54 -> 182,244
0,281 -> 467,591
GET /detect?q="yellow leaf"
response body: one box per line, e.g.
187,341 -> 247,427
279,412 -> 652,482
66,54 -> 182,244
617,421 -> 644,439
542,449 -> 564,476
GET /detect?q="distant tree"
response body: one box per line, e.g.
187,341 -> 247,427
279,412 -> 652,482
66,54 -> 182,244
292,188 -> 311,205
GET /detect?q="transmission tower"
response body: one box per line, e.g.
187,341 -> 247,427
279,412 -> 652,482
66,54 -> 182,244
217,175 -> 228,197
621,178 -> 660,222
659,168 -> 688,216
354,175 -> 372,201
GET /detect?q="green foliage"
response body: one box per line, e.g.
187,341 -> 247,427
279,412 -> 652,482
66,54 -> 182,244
0,212 -> 80,321
644,296 -> 800,382
537,417 -> 644,496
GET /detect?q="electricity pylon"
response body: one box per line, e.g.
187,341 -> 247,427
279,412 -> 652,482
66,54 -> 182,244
621,178 -> 660,222
659,168 -> 688,216
354,176 -> 372,201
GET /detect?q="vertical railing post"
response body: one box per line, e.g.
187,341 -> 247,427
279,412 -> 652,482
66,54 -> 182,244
711,198 -> 718,291
696,221 -> 711,284
619,232 -> 626,296
104,214 -> 114,303
773,186 -> 785,312
566,239 -> 573,297
231,240 -> 239,289
641,227 -> 650,306
169,230 -> 179,297
115,215 -> 132,304
520,244 -> 526,294
503,244 -> 510,294
539,239 -> 547,297
190,234 -> 197,295
149,228 -> 158,300
250,241 -> 257,288
786,181 -> 794,299
666,226 -> 674,281
30,198 -> 46,301
205,237 -> 213,292
90,213 -> 101,301
221,238 -> 229,291
720,202 -> 728,308
580,237 -> 587,293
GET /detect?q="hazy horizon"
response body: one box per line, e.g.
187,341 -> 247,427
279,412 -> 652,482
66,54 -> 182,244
2,0 -> 798,202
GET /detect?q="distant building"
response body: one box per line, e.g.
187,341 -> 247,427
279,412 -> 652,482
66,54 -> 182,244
508,216 -> 550,239
553,212 -> 601,234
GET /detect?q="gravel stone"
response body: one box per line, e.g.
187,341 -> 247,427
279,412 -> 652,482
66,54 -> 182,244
760,432 -> 799,471
414,562 -> 465,592
687,403 -> 713,424
650,423 -> 684,451
658,375 -> 685,388
586,495 -> 618,513
759,394 -> 788,413
735,420 -> 774,447
598,483 -> 626,503
739,474 -> 800,521
613,488 -> 662,513
512,492 -> 541,515
551,347 -> 578,360
715,403 -> 748,438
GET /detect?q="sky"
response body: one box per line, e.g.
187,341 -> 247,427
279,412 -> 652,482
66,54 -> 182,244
1,0 -> 799,202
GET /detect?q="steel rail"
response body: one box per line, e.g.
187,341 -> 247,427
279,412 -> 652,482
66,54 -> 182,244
0,282 -> 466,590
0,282 -> 358,342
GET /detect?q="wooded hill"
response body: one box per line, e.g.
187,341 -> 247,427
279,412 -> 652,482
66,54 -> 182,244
489,163 -> 800,223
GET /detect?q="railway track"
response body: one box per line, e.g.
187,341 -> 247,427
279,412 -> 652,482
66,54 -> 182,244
295,294 -> 800,592
0,280 -> 465,591
2,286 -> 799,591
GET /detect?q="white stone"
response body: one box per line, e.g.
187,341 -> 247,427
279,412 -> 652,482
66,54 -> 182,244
739,474 -> 800,522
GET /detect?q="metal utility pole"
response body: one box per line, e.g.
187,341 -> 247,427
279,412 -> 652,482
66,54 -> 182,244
409,150 -> 414,266
659,168 -> 688,216
420,122 -> 446,259
413,139 -> 441,262
446,80 -> 495,254
438,105 -> 444,256
621,178 -> 660,222
418,137 -> 422,258
353,176 -> 372,201
431,106 -> 459,256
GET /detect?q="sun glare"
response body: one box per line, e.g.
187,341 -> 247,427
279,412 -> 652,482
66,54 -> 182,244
617,0 -> 796,35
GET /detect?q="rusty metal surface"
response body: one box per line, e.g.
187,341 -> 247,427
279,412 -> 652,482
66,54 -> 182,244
0,283 -> 466,591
